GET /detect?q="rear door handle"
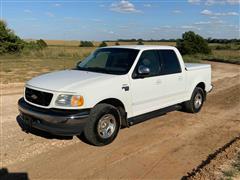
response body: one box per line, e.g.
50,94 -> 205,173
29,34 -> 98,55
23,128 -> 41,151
156,79 -> 162,84
178,76 -> 183,80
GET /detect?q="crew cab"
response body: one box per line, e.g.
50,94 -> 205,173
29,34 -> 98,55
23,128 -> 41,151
18,45 -> 212,146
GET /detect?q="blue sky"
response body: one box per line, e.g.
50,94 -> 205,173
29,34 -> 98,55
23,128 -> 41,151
2,0 -> 240,40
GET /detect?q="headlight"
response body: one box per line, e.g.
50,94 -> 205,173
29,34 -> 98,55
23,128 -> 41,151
55,94 -> 84,107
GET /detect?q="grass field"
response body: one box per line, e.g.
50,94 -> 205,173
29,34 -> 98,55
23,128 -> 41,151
45,40 -> 176,47
0,41 -> 239,83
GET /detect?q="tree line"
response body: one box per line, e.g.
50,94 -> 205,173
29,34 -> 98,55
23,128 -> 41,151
110,38 -> 240,44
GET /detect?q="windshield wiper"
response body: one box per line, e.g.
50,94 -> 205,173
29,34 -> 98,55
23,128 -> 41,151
74,66 -> 87,71
85,67 -> 109,73
76,66 -> 109,74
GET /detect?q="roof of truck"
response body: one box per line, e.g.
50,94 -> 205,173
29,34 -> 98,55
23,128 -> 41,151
101,45 -> 177,51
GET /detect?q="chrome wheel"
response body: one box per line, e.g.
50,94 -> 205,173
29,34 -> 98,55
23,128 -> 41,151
97,114 -> 116,139
194,92 -> 203,109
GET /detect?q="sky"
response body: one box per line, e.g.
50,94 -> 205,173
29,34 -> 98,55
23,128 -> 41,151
1,0 -> 240,40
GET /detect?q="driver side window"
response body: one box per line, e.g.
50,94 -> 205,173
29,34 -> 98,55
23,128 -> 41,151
133,50 -> 161,78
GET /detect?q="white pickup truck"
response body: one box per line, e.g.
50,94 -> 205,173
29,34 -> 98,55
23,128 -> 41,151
18,45 -> 212,146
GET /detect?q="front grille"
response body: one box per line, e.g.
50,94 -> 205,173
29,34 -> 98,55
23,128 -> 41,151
25,87 -> 53,106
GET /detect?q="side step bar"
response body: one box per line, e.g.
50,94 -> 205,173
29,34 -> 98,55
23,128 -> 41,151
127,104 -> 182,126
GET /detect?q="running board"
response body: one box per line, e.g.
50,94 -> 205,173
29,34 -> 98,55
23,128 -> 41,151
127,105 -> 182,126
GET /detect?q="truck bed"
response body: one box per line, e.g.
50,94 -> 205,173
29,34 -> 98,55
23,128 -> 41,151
185,63 -> 211,71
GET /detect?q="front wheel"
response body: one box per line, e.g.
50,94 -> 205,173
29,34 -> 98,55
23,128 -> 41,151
182,87 -> 204,113
83,104 -> 120,146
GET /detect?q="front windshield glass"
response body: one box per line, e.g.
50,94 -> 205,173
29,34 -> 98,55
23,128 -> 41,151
76,48 -> 139,75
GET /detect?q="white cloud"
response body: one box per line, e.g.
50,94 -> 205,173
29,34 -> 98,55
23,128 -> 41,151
45,12 -> 55,17
91,18 -> 102,22
213,20 -> 225,24
181,25 -> 201,30
195,21 -> 211,25
110,0 -> 140,13
205,0 -> 224,5
205,0 -> 240,5
195,20 -> 225,25
188,0 -> 240,5
24,9 -> 32,13
227,12 -> 239,15
163,25 -> 171,28
201,9 -> 239,16
143,4 -> 152,7
54,3 -> 61,7
201,9 -> 212,15
119,25 -> 128,29
188,0 -> 201,4
173,10 -> 182,13
226,24 -> 238,28
152,26 -> 172,31
226,0 -> 240,4
181,25 -> 197,29
210,16 -> 218,19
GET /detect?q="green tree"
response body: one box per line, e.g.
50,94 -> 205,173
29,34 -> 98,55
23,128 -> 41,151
0,20 -> 24,54
79,41 -> 94,47
176,31 -> 211,55
99,41 -> 107,47
36,39 -> 47,49
137,40 -> 144,45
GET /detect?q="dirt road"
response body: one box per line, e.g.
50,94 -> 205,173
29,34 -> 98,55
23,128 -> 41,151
1,61 -> 239,179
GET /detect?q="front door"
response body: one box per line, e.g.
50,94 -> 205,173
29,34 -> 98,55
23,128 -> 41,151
130,50 -> 162,116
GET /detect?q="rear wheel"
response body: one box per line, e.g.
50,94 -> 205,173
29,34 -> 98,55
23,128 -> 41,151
83,104 -> 120,146
183,87 -> 204,113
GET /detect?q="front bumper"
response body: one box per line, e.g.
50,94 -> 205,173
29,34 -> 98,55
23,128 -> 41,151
18,98 -> 90,136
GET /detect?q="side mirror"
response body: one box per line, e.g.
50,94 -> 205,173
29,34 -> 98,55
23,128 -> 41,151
138,65 -> 150,75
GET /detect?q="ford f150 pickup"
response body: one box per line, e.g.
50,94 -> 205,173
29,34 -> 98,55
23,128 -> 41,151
18,45 -> 212,146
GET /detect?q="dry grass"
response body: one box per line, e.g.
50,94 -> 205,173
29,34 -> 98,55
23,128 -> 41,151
204,50 -> 240,64
45,40 -> 176,47
0,57 -> 77,83
45,40 -> 80,46
0,46 -> 94,83
212,50 -> 240,59
22,46 -> 94,59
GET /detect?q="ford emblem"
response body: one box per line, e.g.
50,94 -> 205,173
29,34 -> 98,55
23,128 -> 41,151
31,94 -> 38,100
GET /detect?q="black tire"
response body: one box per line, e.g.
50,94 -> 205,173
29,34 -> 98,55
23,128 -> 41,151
83,103 -> 120,146
182,87 -> 205,113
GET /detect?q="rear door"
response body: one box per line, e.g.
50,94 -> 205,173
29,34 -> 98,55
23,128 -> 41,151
156,50 -> 186,106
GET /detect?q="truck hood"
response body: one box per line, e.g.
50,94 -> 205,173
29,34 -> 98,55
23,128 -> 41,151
26,70 -> 116,92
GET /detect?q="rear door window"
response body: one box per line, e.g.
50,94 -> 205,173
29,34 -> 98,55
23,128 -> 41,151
157,50 -> 182,75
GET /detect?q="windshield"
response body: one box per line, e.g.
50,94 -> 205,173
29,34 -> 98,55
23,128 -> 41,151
76,48 -> 139,75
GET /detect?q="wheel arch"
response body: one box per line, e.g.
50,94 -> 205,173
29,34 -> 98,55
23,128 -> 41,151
195,82 -> 206,100
196,82 -> 205,91
96,98 -> 128,127
97,98 -> 125,110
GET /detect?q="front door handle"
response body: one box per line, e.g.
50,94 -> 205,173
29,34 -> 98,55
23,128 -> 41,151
122,84 -> 129,91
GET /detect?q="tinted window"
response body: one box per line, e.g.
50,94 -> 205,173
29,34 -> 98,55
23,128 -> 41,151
133,50 -> 161,78
158,50 -> 181,75
77,48 -> 139,75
